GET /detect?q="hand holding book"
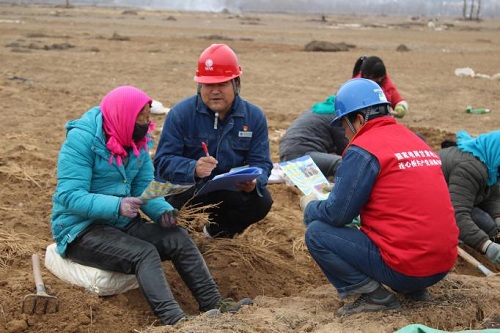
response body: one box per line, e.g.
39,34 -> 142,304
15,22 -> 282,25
195,166 -> 263,196
140,179 -> 194,201
278,155 -> 331,200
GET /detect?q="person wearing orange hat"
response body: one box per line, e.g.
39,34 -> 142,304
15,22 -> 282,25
154,44 -> 273,239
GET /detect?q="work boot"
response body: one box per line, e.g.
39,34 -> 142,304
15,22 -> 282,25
402,288 -> 431,302
202,225 -> 213,239
203,224 -> 235,239
238,298 -> 254,306
337,286 -> 401,316
217,297 -> 254,313
203,308 -> 222,317
173,308 -> 221,326
173,316 -> 190,326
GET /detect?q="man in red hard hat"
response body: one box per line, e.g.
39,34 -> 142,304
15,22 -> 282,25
154,44 -> 274,239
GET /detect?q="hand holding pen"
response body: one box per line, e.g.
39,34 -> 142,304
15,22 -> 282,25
201,141 -> 210,157
195,141 -> 217,178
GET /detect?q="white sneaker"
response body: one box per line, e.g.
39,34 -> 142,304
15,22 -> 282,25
203,225 -> 213,239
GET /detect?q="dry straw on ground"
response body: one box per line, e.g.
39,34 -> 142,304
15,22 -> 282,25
292,237 -> 307,256
176,200 -> 220,234
0,164 -> 44,188
176,200 -> 304,276
0,231 -> 37,268
202,238 -> 303,278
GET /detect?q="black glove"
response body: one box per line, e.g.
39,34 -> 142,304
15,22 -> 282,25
440,140 -> 457,149
158,208 -> 179,228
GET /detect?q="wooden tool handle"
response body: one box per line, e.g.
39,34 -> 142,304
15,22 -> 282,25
457,247 -> 493,277
457,247 -> 479,265
31,254 -> 48,295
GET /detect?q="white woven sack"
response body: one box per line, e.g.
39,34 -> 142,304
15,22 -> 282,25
44,243 -> 139,296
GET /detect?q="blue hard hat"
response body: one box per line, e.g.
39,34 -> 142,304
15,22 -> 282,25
331,78 -> 389,127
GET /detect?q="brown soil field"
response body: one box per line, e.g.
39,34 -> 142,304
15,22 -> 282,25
0,4 -> 499,333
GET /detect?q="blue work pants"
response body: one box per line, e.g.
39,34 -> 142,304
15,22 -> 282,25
305,221 -> 448,298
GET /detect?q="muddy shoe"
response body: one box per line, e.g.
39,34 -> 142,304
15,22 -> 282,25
238,298 -> 254,306
218,298 -> 242,313
202,225 -> 214,239
337,287 -> 401,316
203,225 -> 235,239
218,297 -> 254,313
173,316 -> 190,326
402,288 -> 431,302
203,308 -> 221,317
174,308 -> 221,325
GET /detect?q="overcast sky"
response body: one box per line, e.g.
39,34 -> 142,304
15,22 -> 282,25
8,0 -> 500,18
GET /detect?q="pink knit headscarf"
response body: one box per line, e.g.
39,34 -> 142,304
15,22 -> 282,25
100,86 -> 156,166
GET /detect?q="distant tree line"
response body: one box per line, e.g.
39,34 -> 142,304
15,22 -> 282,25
24,0 -> 499,18
463,0 -> 481,19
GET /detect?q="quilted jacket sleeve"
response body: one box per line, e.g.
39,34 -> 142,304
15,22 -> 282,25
439,147 -> 491,250
54,127 -> 120,220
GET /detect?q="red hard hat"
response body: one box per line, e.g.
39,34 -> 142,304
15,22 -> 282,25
194,44 -> 242,84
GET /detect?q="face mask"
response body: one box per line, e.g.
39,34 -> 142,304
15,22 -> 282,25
132,122 -> 150,142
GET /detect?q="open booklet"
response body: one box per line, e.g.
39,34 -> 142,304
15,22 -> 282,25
139,179 -> 194,201
195,166 -> 263,196
278,155 -> 331,200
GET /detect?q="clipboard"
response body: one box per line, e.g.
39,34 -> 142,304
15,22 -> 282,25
195,167 -> 263,196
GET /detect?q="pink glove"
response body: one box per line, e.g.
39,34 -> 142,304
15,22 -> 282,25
119,197 -> 144,218
159,209 -> 180,228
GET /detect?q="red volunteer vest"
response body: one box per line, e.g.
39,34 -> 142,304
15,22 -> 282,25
351,117 -> 458,276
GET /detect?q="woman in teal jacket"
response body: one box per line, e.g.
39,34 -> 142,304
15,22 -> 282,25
51,86 -> 244,325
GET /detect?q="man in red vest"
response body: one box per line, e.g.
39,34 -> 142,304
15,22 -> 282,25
301,78 -> 459,316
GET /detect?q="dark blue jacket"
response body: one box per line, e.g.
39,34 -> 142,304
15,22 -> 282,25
154,95 -> 272,194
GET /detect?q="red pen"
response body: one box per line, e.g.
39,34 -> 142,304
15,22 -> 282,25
201,142 -> 210,157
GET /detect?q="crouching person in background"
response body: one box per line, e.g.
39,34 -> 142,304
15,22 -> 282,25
279,95 -> 348,180
352,55 -> 409,118
300,78 -> 459,316
438,130 -> 500,264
